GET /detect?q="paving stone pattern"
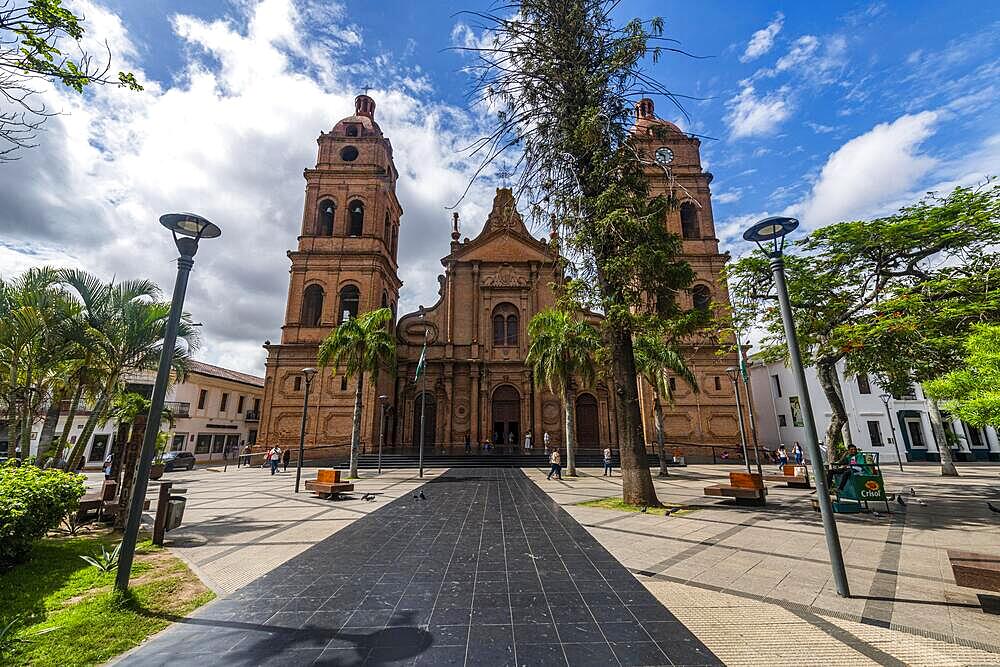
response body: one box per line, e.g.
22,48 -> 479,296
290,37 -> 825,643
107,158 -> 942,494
122,468 -> 719,666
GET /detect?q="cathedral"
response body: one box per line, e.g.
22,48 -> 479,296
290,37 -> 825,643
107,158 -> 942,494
256,94 -> 742,460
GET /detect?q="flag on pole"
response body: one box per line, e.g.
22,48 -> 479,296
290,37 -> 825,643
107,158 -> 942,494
414,335 -> 428,381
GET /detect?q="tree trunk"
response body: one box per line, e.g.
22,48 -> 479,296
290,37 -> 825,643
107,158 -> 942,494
815,358 -> 848,460
831,364 -> 854,449
36,388 -> 65,464
18,366 -> 35,457
68,382 -> 113,469
653,393 -> 668,477
51,380 -> 83,463
349,371 -> 364,479
115,414 -> 147,530
926,393 -> 958,477
563,386 -> 576,476
603,320 -> 659,506
111,421 -> 132,482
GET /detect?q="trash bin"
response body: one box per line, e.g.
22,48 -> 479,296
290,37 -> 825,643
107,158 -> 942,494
165,496 -> 186,532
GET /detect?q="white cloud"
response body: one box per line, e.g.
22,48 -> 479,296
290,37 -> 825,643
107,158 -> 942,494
0,0 -> 498,375
806,121 -> 836,134
740,13 -> 784,63
774,35 -> 819,73
714,189 -> 743,204
725,82 -> 792,139
798,111 -> 939,228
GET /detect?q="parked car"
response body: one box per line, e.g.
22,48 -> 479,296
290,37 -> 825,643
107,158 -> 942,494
162,451 -> 196,472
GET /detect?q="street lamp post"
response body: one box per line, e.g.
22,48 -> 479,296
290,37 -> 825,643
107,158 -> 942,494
295,368 -> 318,493
743,216 -> 850,598
377,395 -> 388,475
115,213 -> 221,593
726,367 -> 752,475
879,393 -> 905,473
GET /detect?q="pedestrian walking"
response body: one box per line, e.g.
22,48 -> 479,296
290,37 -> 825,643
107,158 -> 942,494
603,447 -> 613,476
103,453 -> 114,480
777,444 -> 789,468
282,447 -> 291,472
465,433 -> 472,454
547,450 -> 562,480
267,445 -> 281,475
793,442 -> 804,465
524,432 -> 532,452
507,431 -> 515,454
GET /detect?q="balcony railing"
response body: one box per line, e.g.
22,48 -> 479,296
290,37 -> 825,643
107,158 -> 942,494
164,401 -> 191,418
245,410 -> 260,422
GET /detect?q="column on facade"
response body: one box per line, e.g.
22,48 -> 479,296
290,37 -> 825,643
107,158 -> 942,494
470,363 -> 480,445
530,370 -> 541,443
985,426 -> 1000,454
472,263 -> 480,344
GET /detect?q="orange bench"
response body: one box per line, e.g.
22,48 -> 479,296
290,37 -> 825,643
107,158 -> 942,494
763,464 -> 811,488
304,469 -> 355,499
704,472 -> 767,506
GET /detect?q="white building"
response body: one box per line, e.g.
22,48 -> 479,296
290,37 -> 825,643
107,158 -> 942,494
28,360 -> 263,468
747,357 -> 1000,464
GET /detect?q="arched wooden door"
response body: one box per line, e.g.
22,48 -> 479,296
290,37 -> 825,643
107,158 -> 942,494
575,393 -> 600,448
411,392 -> 436,448
491,385 -> 521,448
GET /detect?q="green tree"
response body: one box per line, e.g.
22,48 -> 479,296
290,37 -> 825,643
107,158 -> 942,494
727,183 -> 1000,469
837,260 -> 1000,474
924,324 -> 1000,427
1,0 -> 143,161
59,270 -> 197,469
317,308 -> 395,479
633,334 -> 698,477
526,308 -> 602,477
461,0 -> 699,505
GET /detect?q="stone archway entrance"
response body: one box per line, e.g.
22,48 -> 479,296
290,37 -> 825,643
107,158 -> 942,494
411,392 -> 436,448
491,385 -> 520,448
576,393 -> 600,448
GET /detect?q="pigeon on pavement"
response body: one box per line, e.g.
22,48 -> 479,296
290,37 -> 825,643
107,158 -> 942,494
418,491 -> 426,500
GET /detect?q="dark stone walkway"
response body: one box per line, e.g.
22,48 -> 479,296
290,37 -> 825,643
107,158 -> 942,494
122,468 -> 719,666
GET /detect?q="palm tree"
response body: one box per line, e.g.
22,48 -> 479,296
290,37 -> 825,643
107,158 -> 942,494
633,335 -> 698,477
526,308 -> 601,476
317,308 -> 395,478
60,270 -> 198,468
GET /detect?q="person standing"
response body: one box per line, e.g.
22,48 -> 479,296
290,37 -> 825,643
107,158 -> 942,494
464,433 -> 472,454
547,449 -> 562,480
268,445 -> 281,475
507,431 -> 515,455
793,442 -> 804,465
524,432 -> 532,452
603,447 -> 613,476
282,447 -> 291,472
103,453 -> 114,480
777,444 -> 789,468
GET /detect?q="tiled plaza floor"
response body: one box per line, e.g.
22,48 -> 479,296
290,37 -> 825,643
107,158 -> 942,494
121,468 -> 718,666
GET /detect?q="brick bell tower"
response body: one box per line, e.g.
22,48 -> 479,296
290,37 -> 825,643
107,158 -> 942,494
631,98 -> 743,450
258,94 -> 402,458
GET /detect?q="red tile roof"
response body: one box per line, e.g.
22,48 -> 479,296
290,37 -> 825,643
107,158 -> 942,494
187,360 -> 264,388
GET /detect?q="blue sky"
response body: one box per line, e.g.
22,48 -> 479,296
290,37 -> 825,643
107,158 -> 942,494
1,1 -> 998,373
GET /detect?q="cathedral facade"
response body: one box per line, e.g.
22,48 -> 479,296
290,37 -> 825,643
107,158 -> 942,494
257,95 -> 742,460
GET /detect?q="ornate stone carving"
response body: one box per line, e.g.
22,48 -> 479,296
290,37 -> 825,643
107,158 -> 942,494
542,401 -> 561,424
481,263 -> 528,288
454,399 -> 469,424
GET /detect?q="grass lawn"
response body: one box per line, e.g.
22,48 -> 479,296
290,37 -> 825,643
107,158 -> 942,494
0,531 -> 214,667
577,496 -> 696,516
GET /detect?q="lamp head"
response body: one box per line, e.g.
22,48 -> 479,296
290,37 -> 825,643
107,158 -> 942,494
160,213 -> 221,239
301,367 -> 318,379
725,366 -> 740,382
743,216 -> 798,257
879,392 -> 891,403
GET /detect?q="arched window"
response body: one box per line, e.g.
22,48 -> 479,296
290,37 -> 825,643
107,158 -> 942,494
301,284 -> 324,326
317,199 -> 335,236
692,285 -> 711,311
680,201 -> 700,239
345,125 -> 359,137
390,227 -> 398,258
338,285 -> 360,323
383,213 -> 391,245
381,290 -> 388,309
492,303 -> 518,345
348,200 -> 364,236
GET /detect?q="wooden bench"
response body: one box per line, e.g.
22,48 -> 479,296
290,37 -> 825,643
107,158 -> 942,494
948,550 -> 1000,593
704,472 -> 767,506
76,480 -> 118,522
305,469 -> 355,499
763,464 -> 811,488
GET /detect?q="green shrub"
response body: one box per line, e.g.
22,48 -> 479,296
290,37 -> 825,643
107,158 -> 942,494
0,463 -> 85,567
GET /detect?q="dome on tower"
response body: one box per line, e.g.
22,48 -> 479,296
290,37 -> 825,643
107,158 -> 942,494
331,93 -> 384,138
631,98 -> 683,137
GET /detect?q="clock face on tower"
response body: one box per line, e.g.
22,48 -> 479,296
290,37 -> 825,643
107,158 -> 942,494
655,146 -> 674,165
